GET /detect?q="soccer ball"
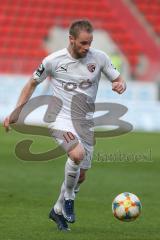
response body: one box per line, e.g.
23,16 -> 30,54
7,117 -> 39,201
112,192 -> 142,222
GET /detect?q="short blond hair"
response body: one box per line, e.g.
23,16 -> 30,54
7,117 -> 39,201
69,20 -> 93,38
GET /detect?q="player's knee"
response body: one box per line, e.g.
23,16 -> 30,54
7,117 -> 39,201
70,151 -> 85,164
68,144 -> 85,164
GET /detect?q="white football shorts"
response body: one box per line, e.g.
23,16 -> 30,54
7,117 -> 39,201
48,118 -> 94,169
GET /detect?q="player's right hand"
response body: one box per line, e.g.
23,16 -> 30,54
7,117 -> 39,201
3,116 -> 11,132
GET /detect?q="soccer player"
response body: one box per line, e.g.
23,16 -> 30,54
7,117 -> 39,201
3,20 -> 126,231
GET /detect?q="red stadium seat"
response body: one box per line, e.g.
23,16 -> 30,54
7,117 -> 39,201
133,0 -> 160,35
0,0 -> 144,74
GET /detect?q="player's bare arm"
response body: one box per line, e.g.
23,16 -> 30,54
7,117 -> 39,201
3,78 -> 39,132
112,77 -> 126,94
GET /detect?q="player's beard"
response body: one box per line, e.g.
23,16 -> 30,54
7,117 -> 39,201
73,43 -> 88,58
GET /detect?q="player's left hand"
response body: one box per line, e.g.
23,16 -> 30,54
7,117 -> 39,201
112,78 -> 126,94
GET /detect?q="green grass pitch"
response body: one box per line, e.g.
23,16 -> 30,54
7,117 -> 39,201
0,125 -> 160,240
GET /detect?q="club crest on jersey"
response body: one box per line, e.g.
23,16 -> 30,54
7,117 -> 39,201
87,63 -> 96,73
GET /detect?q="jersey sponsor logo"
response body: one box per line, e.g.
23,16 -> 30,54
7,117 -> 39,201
62,79 -> 92,91
35,63 -> 45,77
87,63 -> 96,73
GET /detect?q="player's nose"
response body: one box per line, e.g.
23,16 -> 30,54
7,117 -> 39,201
84,46 -> 89,52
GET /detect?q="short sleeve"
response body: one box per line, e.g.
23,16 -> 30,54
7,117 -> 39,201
32,58 -> 51,83
101,53 -> 120,81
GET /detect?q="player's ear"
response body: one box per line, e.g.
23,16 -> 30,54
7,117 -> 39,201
69,35 -> 75,45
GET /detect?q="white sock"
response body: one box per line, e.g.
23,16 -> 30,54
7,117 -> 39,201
54,182 -> 65,215
54,180 -> 82,214
54,158 -> 81,213
64,158 -> 80,200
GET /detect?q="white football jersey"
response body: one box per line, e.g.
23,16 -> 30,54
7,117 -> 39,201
33,48 -> 120,120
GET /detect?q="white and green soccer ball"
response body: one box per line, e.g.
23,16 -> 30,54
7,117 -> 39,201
112,192 -> 142,222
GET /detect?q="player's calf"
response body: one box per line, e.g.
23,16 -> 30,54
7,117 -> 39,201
74,169 -> 86,193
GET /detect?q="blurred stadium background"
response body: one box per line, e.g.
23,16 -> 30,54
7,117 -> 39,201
0,1 -> 160,240
0,0 -> 160,129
